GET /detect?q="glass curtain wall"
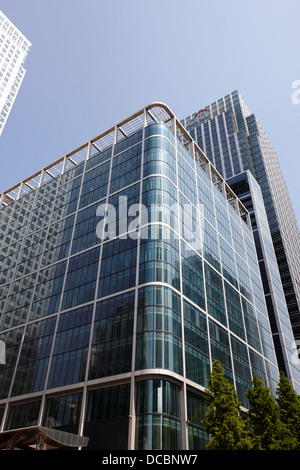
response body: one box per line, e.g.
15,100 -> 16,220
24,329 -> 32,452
0,110 -> 280,450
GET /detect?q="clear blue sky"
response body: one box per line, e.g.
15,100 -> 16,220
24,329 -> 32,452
0,0 -> 299,226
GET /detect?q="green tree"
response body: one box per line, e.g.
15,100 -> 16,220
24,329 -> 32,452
276,371 -> 300,449
246,374 -> 295,450
203,360 -> 251,450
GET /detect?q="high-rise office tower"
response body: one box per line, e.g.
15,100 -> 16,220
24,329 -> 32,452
182,91 -> 300,342
227,171 -> 300,392
0,11 -> 31,136
0,103 -> 289,450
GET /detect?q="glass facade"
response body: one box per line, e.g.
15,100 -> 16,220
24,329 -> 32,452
0,11 -> 31,136
227,171 -> 300,392
182,91 -> 300,342
0,103 -> 282,449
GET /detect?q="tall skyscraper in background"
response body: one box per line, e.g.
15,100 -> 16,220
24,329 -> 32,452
0,11 -> 31,136
182,91 -> 300,343
1,103 -> 298,450
227,171 -> 300,392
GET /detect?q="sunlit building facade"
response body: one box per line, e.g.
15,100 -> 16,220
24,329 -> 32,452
0,10 -> 31,136
0,103 -> 289,450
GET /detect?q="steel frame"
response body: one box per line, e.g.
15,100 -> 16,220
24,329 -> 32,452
0,102 -> 249,225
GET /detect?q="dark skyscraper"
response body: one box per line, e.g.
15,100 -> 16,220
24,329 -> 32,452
227,171 -> 300,392
182,91 -> 300,342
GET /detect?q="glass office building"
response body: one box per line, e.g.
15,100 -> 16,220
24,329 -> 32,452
0,103 -> 284,450
227,171 -> 300,393
182,91 -> 300,342
0,10 -> 31,136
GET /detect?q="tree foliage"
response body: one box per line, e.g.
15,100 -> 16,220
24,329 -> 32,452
203,360 -> 251,450
203,360 -> 300,450
246,374 -> 295,450
276,370 -> 300,449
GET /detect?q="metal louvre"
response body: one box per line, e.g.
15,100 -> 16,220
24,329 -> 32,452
0,425 -> 89,450
0,102 -> 249,225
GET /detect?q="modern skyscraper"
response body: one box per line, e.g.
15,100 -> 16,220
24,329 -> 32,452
0,10 -> 31,136
0,103 -> 289,450
227,171 -> 300,392
182,91 -> 300,343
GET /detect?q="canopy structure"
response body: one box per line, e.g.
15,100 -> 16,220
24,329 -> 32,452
0,426 -> 89,450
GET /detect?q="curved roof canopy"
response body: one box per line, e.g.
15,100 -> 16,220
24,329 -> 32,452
0,425 -> 89,450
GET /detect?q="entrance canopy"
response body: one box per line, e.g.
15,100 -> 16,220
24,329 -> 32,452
0,425 -> 89,450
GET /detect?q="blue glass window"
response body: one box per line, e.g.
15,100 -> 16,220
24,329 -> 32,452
142,176 -> 178,231
135,380 -> 181,450
51,176 -> 82,222
71,202 -> 100,255
224,281 -> 245,339
205,262 -> 227,326
98,238 -> 137,298
108,182 -> 140,238
230,335 -> 252,407
79,160 -> 110,209
187,391 -> 209,450
89,291 -> 134,379
209,320 -> 233,382
30,261 -> 66,320
136,286 -> 182,374
43,392 -> 82,428
179,193 -> 201,251
12,317 -> 56,396
62,247 -> 99,310
242,297 -> 262,352
110,144 -> 141,193
184,299 -> 210,386
139,235 -> 179,289
177,153 -> 197,207
143,136 -> 176,184
42,214 -> 75,266
86,147 -> 112,172
0,327 -> 24,399
6,400 -> 41,430
181,241 -> 205,310
47,305 -> 93,388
